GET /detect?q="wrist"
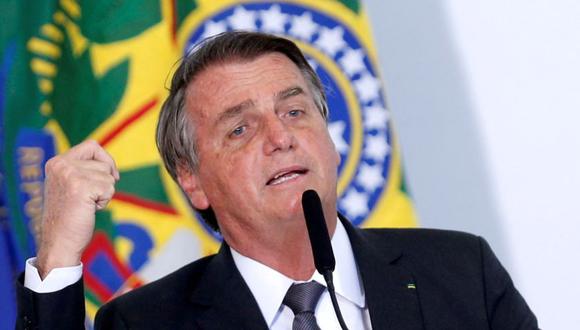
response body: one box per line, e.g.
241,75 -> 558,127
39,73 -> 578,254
36,245 -> 82,279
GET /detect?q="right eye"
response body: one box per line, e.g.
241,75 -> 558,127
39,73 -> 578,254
230,125 -> 246,138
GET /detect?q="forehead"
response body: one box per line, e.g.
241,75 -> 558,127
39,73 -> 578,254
184,53 -> 309,117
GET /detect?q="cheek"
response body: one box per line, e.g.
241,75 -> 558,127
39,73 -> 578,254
320,133 -> 340,166
210,152 -> 259,188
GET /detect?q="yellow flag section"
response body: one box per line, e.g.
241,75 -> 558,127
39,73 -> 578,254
26,0 -> 416,323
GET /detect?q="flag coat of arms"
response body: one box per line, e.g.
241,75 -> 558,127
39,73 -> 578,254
0,0 -> 416,327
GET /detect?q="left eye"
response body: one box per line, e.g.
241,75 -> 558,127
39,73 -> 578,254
231,126 -> 246,137
288,109 -> 302,117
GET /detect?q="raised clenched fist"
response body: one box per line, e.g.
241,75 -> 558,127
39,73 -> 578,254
36,140 -> 119,278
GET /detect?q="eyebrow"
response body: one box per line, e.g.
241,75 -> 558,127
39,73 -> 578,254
276,86 -> 305,101
214,86 -> 306,125
216,99 -> 255,125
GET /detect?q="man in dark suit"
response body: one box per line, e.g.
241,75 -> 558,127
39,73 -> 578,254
17,32 -> 538,329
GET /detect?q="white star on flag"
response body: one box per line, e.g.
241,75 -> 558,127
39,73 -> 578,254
315,26 -> 347,57
260,5 -> 287,34
201,20 -> 227,40
228,6 -> 257,31
364,103 -> 390,131
289,12 -> 318,40
340,188 -> 369,219
339,48 -> 366,77
356,163 -> 384,192
354,72 -> 381,103
328,120 -> 349,155
364,133 -> 391,162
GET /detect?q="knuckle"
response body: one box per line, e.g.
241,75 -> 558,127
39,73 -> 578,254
44,157 -> 61,172
108,185 -> 116,198
85,139 -> 99,148
106,174 -> 116,185
98,182 -> 115,201
45,157 -> 72,179
101,162 -> 114,174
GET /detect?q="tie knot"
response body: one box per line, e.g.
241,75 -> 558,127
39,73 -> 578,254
283,281 -> 326,315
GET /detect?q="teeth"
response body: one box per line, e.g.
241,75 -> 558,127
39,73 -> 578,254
270,172 -> 300,185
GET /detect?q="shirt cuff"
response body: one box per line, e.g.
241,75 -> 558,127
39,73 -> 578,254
24,257 -> 83,293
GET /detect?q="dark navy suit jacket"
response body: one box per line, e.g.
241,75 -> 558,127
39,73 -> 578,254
17,218 -> 538,329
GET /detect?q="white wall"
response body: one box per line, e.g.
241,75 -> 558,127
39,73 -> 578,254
365,1 -> 580,329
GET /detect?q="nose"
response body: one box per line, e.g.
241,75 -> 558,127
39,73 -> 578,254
263,116 -> 296,155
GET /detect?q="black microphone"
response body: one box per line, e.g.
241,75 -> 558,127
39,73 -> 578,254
302,190 -> 349,330
302,189 -> 335,274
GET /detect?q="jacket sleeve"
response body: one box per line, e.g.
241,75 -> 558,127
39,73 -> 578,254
479,237 -> 539,329
94,299 -> 129,330
15,273 -> 86,330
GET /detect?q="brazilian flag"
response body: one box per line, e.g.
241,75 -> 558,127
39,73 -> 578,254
0,0 -> 417,327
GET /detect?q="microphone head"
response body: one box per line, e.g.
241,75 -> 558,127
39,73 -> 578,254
301,190 -> 335,274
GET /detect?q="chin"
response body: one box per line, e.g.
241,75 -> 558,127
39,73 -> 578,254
267,185 -> 322,218
274,198 -> 303,221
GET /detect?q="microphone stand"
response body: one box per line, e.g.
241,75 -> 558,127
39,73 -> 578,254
321,270 -> 349,330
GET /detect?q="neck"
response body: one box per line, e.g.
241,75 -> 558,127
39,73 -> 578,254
223,216 -> 338,281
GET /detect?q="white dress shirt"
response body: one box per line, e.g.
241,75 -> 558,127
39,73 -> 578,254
231,220 -> 372,329
24,220 -> 372,329
24,257 -> 83,293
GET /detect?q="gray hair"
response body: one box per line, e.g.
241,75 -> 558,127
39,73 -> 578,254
156,31 -> 329,230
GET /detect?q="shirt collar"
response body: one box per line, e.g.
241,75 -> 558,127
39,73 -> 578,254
316,218 -> 366,308
230,219 -> 366,327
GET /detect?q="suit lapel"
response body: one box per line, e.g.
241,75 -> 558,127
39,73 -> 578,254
342,216 -> 424,330
189,244 -> 269,330
185,218 -> 424,329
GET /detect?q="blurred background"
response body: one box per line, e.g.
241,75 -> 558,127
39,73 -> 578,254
1,1 -> 579,329
366,1 -> 580,329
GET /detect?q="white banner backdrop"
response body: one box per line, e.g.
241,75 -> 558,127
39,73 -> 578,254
365,1 -> 580,329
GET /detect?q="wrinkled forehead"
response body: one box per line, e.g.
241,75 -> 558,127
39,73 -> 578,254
183,53 -> 310,117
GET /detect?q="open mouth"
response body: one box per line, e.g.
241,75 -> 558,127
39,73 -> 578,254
266,168 -> 308,186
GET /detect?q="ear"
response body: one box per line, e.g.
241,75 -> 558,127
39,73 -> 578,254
177,168 -> 210,210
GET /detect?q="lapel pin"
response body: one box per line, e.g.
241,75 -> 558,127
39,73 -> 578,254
407,283 -> 416,289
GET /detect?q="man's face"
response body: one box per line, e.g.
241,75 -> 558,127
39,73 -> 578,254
180,53 -> 339,240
